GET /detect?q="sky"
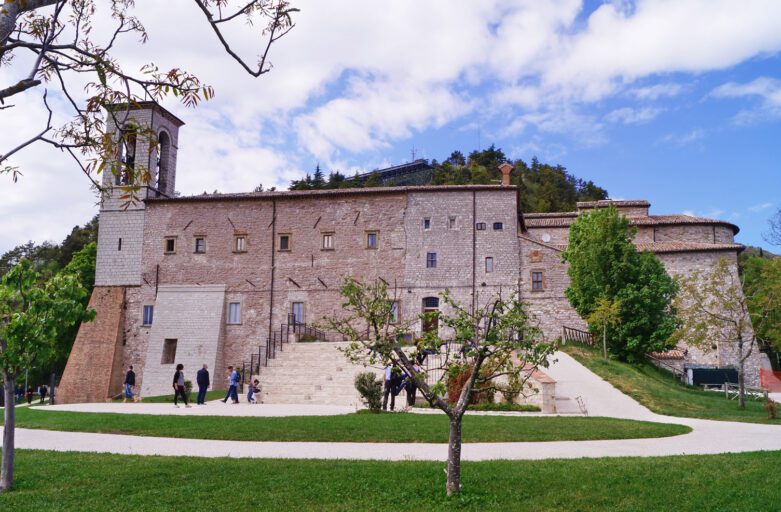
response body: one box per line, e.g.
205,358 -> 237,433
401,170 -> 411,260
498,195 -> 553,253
1,0 -> 780,254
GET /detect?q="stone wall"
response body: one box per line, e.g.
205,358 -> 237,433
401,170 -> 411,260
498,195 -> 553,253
95,210 -> 146,286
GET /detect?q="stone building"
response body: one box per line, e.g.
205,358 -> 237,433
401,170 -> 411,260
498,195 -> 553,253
57,104 -> 764,403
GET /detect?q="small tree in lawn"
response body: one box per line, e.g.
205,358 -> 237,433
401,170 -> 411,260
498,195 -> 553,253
322,278 -> 554,496
0,259 -> 94,491
673,257 -> 772,409
587,297 -> 622,360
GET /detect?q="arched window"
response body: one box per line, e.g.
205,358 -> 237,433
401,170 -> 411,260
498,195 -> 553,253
115,126 -> 137,186
156,131 -> 171,193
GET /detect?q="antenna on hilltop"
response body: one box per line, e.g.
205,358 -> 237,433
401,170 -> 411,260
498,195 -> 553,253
477,123 -> 481,151
411,146 -> 417,161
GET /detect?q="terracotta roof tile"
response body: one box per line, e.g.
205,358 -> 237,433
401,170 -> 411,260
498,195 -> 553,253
524,213 -> 739,234
577,199 -> 650,209
635,242 -> 744,253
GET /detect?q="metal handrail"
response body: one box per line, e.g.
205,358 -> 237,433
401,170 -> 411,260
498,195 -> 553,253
562,326 -> 596,346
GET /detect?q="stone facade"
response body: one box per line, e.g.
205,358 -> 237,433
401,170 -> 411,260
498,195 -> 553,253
58,104 -> 763,402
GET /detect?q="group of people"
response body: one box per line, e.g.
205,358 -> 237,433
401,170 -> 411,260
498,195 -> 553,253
382,363 -> 420,411
14,384 -> 48,405
121,364 -> 261,407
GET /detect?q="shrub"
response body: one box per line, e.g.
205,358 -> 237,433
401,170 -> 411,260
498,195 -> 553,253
446,364 -> 494,405
354,372 -> 383,412
766,398 -> 778,420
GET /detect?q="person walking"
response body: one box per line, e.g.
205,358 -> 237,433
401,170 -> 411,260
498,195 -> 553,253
123,365 -> 136,403
196,364 -> 210,405
382,364 -> 393,411
39,384 -> 48,404
405,364 -> 420,407
26,385 -> 33,405
247,379 -> 260,404
221,366 -> 239,404
172,363 -> 191,408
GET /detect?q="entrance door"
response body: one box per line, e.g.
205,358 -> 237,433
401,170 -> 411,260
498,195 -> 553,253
422,297 -> 439,334
291,302 -> 304,325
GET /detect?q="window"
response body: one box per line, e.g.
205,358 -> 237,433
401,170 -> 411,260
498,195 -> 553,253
291,302 -> 304,325
234,236 -> 246,252
449,216 -> 457,229
389,301 -> 399,324
117,238 -> 122,251
532,271 -> 544,291
493,222 -> 503,231
322,233 -> 334,250
142,305 -> 154,326
366,231 -> 378,249
195,237 -> 206,253
476,222 -> 486,231
485,257 -> 494,273
426,252 -> 437,268
423,297 -> 439,308
228,302 -> 241,324
164,237 -> 176,254
161,339 -> 177,364
278,234 -> 291,251
423,218 -> 431,230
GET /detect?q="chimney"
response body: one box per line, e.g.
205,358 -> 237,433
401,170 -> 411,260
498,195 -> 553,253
498,162 -> 513,186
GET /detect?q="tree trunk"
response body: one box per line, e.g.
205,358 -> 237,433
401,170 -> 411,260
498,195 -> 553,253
1,371 -> 16,491
737,340 -> 745,410
446,415 -> 463,496
602,326 -> 607,360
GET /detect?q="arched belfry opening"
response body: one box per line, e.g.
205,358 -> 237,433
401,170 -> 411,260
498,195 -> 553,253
115,125 -> 137,186
156,130 -> 171,194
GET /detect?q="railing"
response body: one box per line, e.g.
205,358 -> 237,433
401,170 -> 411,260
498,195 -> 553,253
645,353 -> 685,381
561,326 -> 596,346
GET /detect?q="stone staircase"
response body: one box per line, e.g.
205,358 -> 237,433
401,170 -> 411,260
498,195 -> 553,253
257,342 -> 382,406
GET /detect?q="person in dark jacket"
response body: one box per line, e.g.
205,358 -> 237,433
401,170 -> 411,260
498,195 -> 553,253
26,385 -> 33,405
39,384 -> 48,404
196,364 -> 210,405
172,363 -> 191,408
123,365 -> 136,403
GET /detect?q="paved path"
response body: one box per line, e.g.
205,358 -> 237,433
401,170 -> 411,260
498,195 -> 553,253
41,402 -> 357,417
3,351 -> 780,461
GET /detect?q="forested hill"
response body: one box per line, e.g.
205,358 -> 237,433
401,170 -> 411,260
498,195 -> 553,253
288,145 -> 608,213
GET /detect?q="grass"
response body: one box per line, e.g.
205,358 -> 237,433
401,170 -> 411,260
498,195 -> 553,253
1,449 -> 780,510
8,407 -> 690,443
413,401 -> 541,412
562,343 -> 779,424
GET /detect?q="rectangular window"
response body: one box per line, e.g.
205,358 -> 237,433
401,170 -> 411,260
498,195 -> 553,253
195,237 -> 206,253
532,271 -> 544,291
476,222 -> 486,231
389,301 -> 399,324
449,216 -> 457,229
426,252 -> 437,268
278,234 -> 291,251
234,236 -> 246,252
493,222 -> 503,231
117,238 -> 122,251
164,237 -> 176,254
366,231 -> 378,249
322,233 -> 334,250
161,339 -> 177,364
485,257 -> 494,273
423,218 -> 431,230
228,302 -> 241,324
292,302 -> 304,324
142,305 -> 154,326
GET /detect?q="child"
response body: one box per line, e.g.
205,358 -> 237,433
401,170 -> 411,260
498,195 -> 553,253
247,379 -> 261,404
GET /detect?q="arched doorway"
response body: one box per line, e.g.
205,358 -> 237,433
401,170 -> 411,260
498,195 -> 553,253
422,297 -> 439,334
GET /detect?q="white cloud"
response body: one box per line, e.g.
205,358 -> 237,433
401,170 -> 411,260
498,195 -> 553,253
748,202 -> 774,212
630,83 -> 684,100
605,106 -> 664,124
711,77 -> 781,124
660,128 -> 705,147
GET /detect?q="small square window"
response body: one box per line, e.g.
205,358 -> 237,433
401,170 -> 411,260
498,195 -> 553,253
278,234 -> 291,251
322,233 -> 334,250
449,216 -> 457,229
426,252 -> 437,268
485,257 -> 494,273
532,271 -> 544,291
142,305 -> 154,326
476,223 -> 486,231
234,236 -> 246,252
366,231 -> 378,249
164,237 -> 176,254
493,222 -> 503,231
389,301 -> 399,324
161,339 -> 177,364
228,302 -> 241,324
423,218 -> 431,230
195,237 -> 206,253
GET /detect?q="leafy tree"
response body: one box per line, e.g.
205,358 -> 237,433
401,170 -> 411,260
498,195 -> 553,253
1,0 -> 297,194
323,279 -> 554,496
563,205 -> 678,361
742,257 -> 781,353
0,259 -> 95,491
765,208 -> 781,246
363,172 -> 382,188
587,297 -> 622,360
468,144 -> 505,169
673,258 -> 777,408
311,165 -> 325,189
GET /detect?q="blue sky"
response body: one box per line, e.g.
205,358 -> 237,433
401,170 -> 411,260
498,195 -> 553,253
1,0 -> 780,252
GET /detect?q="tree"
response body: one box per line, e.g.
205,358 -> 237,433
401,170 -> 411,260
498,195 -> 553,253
311,164 -> 325,189
673,258 -> 775,408
323,279 -> 554,496
1,0 -> 297,193
743,257 -> 781,353
765,208 -> 781,246
562,205 -> 678,361
0,259 -> 94,491
587,297 -> 622,360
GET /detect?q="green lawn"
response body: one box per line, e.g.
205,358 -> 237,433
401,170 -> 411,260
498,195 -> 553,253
9,407 -> 689,442
1,449 -> 779,511
562,344 -> 778,424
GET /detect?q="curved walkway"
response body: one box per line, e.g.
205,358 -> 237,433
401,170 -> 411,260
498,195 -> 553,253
3,352 -> 780,461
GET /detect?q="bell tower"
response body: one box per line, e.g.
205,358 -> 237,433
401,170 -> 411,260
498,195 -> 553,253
95,102 -> 185,286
